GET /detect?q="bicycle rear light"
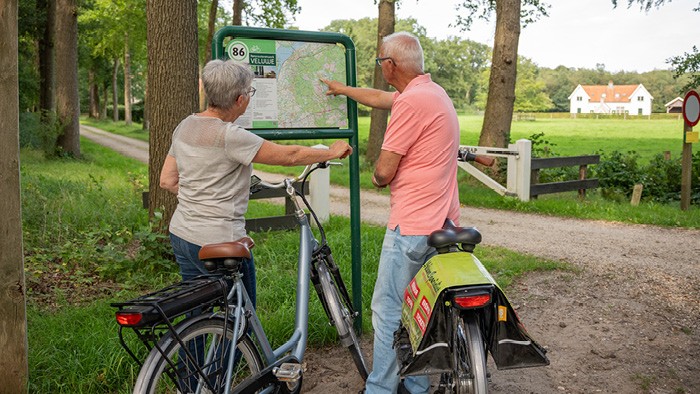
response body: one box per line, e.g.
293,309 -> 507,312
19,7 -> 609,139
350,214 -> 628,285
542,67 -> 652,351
115,311 -> 144,326
453,293 -> 491,309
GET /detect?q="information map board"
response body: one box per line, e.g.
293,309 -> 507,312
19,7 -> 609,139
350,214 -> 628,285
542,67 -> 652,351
212,26 -> 364,331
225,38 -> 348,130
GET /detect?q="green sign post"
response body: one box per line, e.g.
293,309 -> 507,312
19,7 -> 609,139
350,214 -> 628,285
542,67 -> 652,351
212,26 -> 363,330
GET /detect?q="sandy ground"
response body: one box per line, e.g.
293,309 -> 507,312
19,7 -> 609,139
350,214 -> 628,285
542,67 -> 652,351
305,190 -> 700,394
81,126 -> 700,393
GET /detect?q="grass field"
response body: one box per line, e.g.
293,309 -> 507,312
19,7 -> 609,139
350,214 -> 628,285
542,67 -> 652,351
365,115 -> 693,161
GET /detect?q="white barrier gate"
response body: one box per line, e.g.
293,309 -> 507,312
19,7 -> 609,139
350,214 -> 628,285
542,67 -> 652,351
458,139 -> 532,202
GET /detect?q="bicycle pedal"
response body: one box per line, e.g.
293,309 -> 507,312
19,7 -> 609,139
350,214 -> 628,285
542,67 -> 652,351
273,362 -> 304,382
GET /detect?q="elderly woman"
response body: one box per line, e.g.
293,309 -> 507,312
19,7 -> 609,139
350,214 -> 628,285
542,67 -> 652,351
160,59 -> 353,307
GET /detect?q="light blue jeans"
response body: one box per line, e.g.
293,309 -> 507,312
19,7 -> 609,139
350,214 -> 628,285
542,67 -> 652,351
366,226 -> 436,394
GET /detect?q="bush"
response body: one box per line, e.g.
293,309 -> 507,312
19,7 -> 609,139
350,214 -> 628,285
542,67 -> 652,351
643,153 -> 682,203
19,111 -> 62,156
527,132 -> 579,184
593,150 -> 700,204
594,150 -> 644,201
105,101 -> 144,123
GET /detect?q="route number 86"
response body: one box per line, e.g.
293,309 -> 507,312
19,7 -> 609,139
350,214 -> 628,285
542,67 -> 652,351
227,41 -> 249,62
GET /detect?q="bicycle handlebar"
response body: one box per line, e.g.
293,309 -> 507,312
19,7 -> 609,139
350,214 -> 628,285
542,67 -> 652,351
254,162 -> 341,190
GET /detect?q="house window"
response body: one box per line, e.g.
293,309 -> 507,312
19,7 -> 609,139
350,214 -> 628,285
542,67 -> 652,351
637,96 -> 644,101
577,96 -> 582,101
638,108 -> 643,115
577,108 -> 581,113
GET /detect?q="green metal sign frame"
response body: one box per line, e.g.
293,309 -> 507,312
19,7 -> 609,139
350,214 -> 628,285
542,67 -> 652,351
212,26 -> 363,330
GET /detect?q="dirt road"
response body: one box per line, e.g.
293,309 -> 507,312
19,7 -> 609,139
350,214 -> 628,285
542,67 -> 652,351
81,126 -> 700,393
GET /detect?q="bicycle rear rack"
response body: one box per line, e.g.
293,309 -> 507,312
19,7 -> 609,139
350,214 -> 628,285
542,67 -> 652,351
111,276 -> 229,366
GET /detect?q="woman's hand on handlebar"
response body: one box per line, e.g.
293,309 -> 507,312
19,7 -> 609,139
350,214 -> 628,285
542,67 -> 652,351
329,140 -> 353,160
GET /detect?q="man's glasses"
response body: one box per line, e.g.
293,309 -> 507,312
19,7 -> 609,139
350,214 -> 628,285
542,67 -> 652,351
247,87 -> 256,97
375,57 -> 394,67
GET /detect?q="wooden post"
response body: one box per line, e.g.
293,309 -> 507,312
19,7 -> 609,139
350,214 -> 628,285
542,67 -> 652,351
530,168 -> 539,200
664,150 -> 671,160
578,164 -> 587,199
680,122 -> 692,211
631,184 -> 643,206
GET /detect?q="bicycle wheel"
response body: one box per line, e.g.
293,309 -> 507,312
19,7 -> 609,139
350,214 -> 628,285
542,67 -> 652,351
452,311 -> 488,394
133,317 -> 264,394
316,262 -> 369,381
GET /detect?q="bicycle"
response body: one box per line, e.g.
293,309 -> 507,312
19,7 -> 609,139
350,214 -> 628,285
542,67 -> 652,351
112,162 -> 368,393
393,148 -> 549,394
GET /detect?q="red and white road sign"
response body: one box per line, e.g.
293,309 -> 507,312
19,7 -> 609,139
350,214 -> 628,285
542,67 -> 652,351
683,90 -> 700,127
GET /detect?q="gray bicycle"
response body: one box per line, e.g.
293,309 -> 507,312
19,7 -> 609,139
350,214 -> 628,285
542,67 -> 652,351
113,162 -> 368,393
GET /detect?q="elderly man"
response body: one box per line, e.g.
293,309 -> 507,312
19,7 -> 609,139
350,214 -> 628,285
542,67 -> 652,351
322,31 -> 460,394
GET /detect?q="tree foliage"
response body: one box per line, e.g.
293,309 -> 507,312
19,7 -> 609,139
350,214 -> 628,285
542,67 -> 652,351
423,37 -> 491,110
454,0 -> 550,29
237,0 -> 301,28
669,46 -> 700,92
513,58 -> 553,112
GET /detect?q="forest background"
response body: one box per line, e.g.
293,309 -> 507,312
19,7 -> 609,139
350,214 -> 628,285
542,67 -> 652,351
16,0 -> 694,131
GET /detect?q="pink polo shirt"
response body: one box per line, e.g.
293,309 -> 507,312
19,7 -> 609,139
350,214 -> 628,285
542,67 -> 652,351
382,74 -> 460,235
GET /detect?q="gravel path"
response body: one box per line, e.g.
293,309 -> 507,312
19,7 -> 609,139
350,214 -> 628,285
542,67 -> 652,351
81,126 -> 700,393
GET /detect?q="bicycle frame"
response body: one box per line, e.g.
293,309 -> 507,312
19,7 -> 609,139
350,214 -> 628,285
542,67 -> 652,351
115,163 -> 367,393
211,179 -> 320,393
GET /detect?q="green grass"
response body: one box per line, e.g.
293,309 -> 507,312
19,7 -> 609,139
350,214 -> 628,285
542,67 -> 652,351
81,116 -> 149,142
21,140 -> 148,245
22,139 -> 566,392
366,114 -> 693,161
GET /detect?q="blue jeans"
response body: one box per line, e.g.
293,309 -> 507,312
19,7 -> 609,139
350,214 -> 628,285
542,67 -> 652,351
366,227 -> 436,394
169,233 -> 256,308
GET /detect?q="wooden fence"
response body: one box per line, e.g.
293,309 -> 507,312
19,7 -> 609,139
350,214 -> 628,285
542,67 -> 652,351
530,155 -> 600,199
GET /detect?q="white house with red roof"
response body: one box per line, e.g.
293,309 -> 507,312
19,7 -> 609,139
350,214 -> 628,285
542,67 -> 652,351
568,81 -> 654,115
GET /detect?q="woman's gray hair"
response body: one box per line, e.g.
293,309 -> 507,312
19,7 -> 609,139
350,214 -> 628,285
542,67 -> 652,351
382,32 -> 424,74
202,59 -> 254,110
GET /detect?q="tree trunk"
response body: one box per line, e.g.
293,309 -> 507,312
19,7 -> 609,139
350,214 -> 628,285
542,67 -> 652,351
88,68 -> 100,118
202,0 -> 219,110
206,0 -> 218,62
101,84 -> 108,119
366,0 -> 395,165
112,57 -> 120,121
233,0 -> 243,25
124,33 -> 133,125
143,87 -> 149,130
147,0 -> 199,228
0,1 -> 29,390
55,0 -> 80,157
38,0 -> 55,115
478,0 -> 520,151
